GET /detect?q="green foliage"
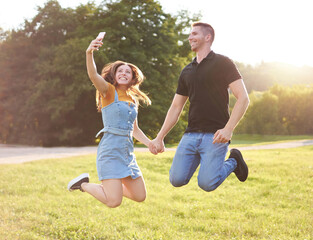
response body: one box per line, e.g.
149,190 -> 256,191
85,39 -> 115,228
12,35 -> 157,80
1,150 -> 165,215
0,0 -> 198,146
236,84 -> 313,135
238,92 -> 285,134
2,0 -> 313,146
1,147 -> 313,239
0,27 -> 8,42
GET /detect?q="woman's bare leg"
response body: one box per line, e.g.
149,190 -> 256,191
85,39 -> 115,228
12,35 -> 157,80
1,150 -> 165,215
81,176 -> 146,207
81,179 -> 123,208
121,176 -> 146,202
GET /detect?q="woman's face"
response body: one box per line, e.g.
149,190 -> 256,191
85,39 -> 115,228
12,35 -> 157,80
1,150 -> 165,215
115,64 -> 133,86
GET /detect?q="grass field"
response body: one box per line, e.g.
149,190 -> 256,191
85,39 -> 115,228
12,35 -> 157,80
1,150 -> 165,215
0,145 -> 312,239
231,134 -> 313,146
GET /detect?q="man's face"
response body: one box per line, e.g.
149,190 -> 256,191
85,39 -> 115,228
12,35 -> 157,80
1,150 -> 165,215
188,26 -> 207,51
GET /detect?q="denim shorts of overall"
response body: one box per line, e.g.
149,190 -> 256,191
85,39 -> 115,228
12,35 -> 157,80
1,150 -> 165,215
95,90 -> 142,181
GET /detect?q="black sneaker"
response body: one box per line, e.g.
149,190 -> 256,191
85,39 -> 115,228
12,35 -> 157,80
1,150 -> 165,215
67,173 -> 89,191
229,149 -> 248,182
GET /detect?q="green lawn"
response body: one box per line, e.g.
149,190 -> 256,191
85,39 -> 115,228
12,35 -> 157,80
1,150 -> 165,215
0,146 -> 312,239
231,134 -> 313,146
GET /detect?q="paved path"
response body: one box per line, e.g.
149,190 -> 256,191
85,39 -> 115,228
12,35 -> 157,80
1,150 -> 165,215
0,144 -> 170,164
0,139 -> 312,164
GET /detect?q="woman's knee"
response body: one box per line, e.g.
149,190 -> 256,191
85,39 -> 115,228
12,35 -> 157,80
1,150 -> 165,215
134,193 -> 146,202
106,197 -> 122,208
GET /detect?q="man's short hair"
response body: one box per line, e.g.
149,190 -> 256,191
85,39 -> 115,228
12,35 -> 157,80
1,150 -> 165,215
192,22 -> 215,43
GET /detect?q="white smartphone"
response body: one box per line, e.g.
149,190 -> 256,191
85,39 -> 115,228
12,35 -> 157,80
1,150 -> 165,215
97,32 -> 106,40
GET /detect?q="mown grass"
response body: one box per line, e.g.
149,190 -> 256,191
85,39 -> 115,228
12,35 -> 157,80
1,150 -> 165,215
0,146 -> 312,239
231,134 -> 313,146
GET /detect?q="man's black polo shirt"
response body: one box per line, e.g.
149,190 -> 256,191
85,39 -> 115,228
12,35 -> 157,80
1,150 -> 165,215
176,51 -> 242,133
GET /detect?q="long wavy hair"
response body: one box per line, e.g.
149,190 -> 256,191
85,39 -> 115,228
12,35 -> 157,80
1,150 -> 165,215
96,61 -> 151,112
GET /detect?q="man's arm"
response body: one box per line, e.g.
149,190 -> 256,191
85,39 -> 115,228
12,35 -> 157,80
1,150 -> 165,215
213,79 -> 250,144
150,94 -> 188,153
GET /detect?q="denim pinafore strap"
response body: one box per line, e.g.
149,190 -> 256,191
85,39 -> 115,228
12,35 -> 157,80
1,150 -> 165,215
95,90 -> 137,138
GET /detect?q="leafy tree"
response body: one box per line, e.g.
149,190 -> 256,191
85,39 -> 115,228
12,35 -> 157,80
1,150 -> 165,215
0,0 -> 198,146
236,84 -> 313,135
270,84 -> 313,134
0,27 -> 8,42
0,24 -> 39,144
92,0 -> 197,143
6,0 -> 313,145
236,91 -> 285,135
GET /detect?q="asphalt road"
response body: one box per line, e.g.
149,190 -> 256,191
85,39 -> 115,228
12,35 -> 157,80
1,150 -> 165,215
1,139 -> 313,164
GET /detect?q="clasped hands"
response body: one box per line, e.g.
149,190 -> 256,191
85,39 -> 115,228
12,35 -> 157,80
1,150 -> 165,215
148,138 -> 165,155
147,127 -> 233,155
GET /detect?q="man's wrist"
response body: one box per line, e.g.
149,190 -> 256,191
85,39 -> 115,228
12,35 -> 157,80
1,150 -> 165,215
224,124 -> 235,132
156,133 -> 165,141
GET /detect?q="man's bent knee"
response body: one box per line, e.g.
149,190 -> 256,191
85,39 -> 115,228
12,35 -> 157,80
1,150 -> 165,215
198,181 -> 219,192
169,175 -> 190,187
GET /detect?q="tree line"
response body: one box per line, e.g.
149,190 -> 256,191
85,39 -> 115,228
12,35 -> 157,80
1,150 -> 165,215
233,84 -> 313,135
0,0 -> 312,146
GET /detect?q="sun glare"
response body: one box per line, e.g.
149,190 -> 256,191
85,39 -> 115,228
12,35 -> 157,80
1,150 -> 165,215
161,0 -> 313,67
1,0 -> 313,67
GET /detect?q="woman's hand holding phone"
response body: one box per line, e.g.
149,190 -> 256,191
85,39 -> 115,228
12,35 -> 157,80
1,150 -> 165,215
86,31 -> 106,53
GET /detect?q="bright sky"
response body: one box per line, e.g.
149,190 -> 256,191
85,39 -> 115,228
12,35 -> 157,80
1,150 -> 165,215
1,0 -> 312,67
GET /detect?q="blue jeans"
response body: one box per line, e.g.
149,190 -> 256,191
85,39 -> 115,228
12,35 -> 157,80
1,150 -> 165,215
169,132 -> 237,192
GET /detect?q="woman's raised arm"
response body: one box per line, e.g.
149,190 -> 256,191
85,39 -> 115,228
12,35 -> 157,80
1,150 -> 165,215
86,36 -> 109,95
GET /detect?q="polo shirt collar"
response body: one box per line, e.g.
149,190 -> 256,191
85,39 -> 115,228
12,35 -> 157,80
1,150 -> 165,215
192,50 -> 215,65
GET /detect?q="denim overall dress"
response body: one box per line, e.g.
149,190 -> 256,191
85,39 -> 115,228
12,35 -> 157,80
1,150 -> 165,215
95,90 -> 142,181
